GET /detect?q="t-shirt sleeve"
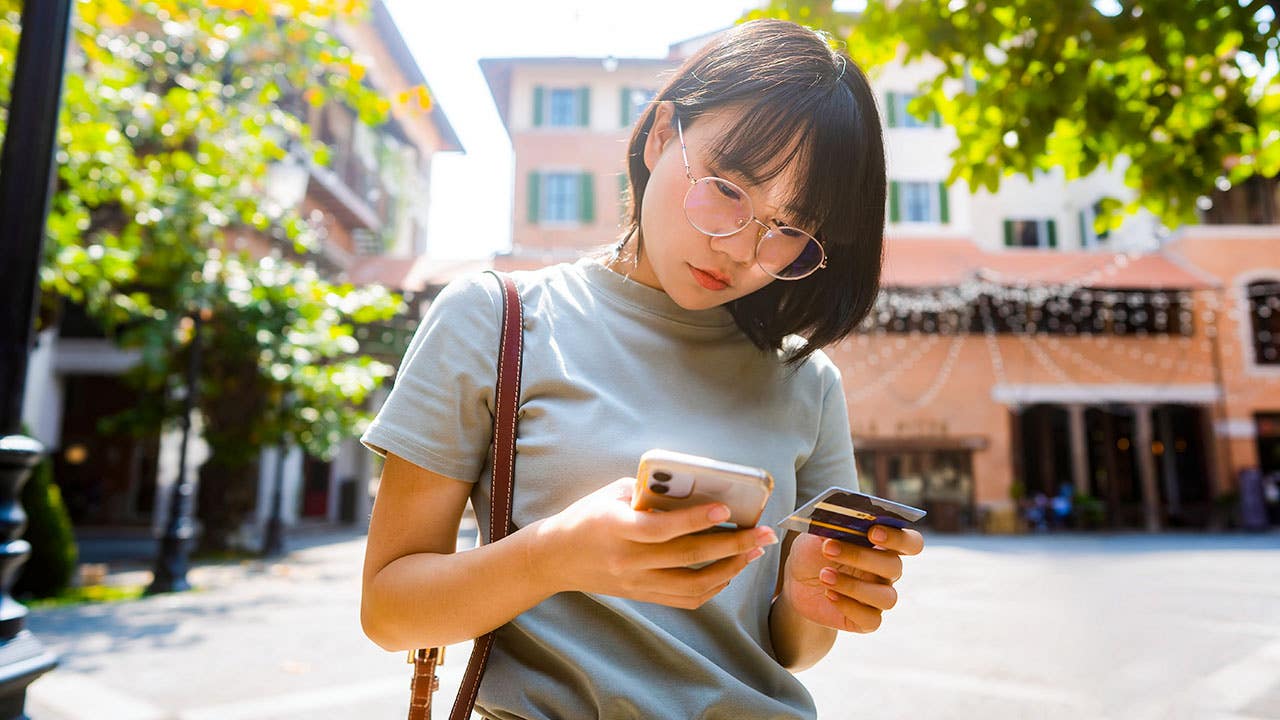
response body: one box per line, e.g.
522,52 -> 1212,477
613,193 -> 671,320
359,273 -> 502,482
794,367 -> 859,509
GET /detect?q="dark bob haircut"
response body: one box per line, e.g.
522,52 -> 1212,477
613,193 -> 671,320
617,19 -> 886,367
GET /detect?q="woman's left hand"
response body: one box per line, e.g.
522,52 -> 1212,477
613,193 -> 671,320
780,526 -> 924,633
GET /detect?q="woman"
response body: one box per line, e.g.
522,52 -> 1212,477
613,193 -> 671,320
361,19 -> 925,719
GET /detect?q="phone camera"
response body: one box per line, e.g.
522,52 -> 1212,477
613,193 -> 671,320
653,471 -> 672,483
650,482 -> 670,495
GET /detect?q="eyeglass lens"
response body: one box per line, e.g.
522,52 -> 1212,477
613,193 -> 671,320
683,177 -> 823,279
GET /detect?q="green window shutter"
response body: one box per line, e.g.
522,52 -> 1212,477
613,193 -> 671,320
932,110 -> 942,128
580,172 -> 595,222
938,182 -> 949,224
889,181 -> 900,223
1047,219 -> 1058,248
618,172 -> 628,197
886,91 -> 897,128
533,86 -> 544,127
578,87 -> 590,127
620,87 -> 630,126
1003,219 -> 1014,247
1079,210 -> 1088,247
527,172 -> 541,224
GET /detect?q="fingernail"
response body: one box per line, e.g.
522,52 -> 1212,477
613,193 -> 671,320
747,547 -> 766,563
756,527 -> 778,546
708,505 -> 730,523
824,590 -> 839,602
819,568 -> 838,585
871,528 -> 887,543
822,540 -> 841,558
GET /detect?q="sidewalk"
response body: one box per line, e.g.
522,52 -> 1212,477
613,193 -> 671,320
22,529 -> 1280,719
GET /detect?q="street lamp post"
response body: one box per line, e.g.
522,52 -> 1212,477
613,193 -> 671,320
0,0 -> 75,714
262,392 -> 294,558
146,309 -> 205,594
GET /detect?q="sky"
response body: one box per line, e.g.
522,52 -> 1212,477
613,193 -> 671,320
384,0 -> 774,259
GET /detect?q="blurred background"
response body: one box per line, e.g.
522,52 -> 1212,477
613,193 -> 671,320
1,1 -> 1279,718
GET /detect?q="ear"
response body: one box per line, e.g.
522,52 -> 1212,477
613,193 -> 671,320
643,101 -> 678,173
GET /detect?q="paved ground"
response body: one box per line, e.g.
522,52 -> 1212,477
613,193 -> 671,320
22,528 -> 1280,719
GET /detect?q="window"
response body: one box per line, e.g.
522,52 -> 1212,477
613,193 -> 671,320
532,86 -> 590,128
903,182 -> 933,221
1249,279 -> 1280,365
1079,199 -> 1111,248
885,91 -> 941,129
527,171 -> 595,224
543,173 -> 579,221
549,89 -> 578,126
621,87 -> 655,126
889,181 -> 949,223
1003,218 -> 1058,248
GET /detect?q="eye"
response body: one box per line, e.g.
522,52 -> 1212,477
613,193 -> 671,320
712,180 -> 742,201
774,224 -> 808,238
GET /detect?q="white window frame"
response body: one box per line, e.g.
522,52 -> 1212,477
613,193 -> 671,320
1005,218 -> 1055,249
1237,269 -> 1280,377
1081,199 -> 1112,248
547,89 -> 580,128
542,171 -> 581,224
901,181 -> 940,223
625,88 -> 655,126
897,92 -> 930,129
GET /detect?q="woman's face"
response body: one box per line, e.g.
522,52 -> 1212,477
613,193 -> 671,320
626,102 -> 810,311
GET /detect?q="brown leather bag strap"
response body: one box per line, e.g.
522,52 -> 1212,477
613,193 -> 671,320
406,270 -> 523,720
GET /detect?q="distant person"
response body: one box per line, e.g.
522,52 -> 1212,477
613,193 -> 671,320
1263,472 -> 1280,526
358,20 -> 924,719
1026,492 -> 1050,532
1051,485 -> 1073,530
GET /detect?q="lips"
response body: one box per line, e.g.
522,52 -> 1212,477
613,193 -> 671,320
689,264 -> 731,290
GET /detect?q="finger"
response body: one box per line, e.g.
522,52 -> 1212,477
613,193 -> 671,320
652,548 -> 766,595
610,477 -> 636,503
819,567 -> 898,611
823,588 -> 884,633
625,500 -> 734,543
867,525 -> 925,556
634,581 -> 732,610
822,538 -> 903,583
647,525 -> 778,569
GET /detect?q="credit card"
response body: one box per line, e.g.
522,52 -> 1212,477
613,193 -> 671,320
780,487 -> 926,548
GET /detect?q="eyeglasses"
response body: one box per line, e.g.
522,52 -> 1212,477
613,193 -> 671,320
675,114 -> 827,280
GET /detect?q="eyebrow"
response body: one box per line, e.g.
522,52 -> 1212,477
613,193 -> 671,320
706,158 -> 807,227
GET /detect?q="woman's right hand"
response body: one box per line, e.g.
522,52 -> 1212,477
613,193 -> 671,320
527,478 -> 778,609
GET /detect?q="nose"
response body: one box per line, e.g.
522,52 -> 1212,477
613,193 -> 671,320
707,221 -> 759,265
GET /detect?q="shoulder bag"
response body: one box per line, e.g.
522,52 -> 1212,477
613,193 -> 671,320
407,269 -> 524,720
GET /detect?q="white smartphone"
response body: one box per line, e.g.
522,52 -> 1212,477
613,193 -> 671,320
632,449 -> 774,528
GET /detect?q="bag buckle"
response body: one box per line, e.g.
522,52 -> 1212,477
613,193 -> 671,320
406,647 -> 446,665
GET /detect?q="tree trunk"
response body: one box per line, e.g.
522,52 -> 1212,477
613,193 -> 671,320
195,455 -> 259,554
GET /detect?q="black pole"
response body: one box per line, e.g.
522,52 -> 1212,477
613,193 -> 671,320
0,0 -> 75,714
146,310 -> 203,594
262,393 -> 293,557
262,441 -> 288,557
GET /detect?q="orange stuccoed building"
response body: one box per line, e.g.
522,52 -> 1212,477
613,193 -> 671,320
476,36 -> 1280,535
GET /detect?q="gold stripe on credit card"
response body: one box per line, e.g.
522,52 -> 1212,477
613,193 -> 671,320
787,516 -> 868,537
814,501 -> 877,522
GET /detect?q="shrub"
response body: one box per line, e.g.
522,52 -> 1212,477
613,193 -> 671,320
13,453 -> 78,600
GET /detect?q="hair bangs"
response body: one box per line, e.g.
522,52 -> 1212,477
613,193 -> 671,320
703,84 -> 861,244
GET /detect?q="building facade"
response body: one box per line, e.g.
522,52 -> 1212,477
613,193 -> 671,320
20,1 -> 463,546
479,30 -> 1280,533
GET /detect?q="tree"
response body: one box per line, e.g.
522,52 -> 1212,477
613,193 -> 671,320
747,0 -> 1280,230
0,0 -> 421,550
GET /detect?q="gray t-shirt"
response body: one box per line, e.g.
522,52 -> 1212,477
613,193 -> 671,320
361,257 -> 858,720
